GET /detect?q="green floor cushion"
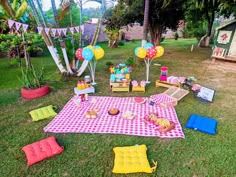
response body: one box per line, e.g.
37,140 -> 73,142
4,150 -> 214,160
29,105 -> 57,122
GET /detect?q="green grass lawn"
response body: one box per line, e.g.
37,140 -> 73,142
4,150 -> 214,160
0,38 -> 236,177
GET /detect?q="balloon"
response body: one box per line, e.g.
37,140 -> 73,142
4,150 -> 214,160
82,48 -> 94,61
155,46 -> 165,58
85,45 -> 95,53
144,42 -> 153,50
137,47 -> 147,59
94,47 -> 104,60
94,45 -> 101,49
75,48 -> 84,60
146,46 -> 157,59
134,47 -> 141,57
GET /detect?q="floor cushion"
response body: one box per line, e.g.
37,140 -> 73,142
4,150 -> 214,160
186,114 -> 217,135
112,144 -> 157,174
22,136 -> 64,166
29,105 -> 57,122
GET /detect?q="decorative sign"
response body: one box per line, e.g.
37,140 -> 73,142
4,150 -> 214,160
217,30 -> 232,44
212,46 -> 225,57
196,86 -> 215,102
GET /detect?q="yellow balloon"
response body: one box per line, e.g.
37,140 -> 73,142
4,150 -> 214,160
94,48 -> 104,60
155,46 -> 164,58
137,47 -> 147,59
85,45 -> 95,53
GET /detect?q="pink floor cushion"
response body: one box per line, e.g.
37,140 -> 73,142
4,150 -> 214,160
22,136 -> 64,166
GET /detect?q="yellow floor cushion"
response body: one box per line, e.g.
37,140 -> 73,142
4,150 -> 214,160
112,144 -> 157,174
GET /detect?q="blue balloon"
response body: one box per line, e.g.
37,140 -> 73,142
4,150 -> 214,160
82,48 -> 94,61
134,47 -> 141,56
144,42 -> 153,50
94,45 -> 101,49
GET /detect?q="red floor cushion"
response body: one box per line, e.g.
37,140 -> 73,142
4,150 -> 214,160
22,136 -> 64,166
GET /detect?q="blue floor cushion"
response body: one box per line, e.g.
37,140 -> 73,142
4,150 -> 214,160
186,114 -> 217,135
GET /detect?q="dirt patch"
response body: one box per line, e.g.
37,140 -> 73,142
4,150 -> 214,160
203,59 -> 236,72
200,59 -> 236,89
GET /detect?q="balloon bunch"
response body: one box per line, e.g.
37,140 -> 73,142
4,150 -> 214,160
134,42 -> 165,83
75,45 -> 104,61
75,45 -> 105,85
134,42 -> 164,59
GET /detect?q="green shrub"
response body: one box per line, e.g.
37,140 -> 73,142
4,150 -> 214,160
118,41 -> 125,46
19,66 -> 45,89
106,61 -> 114,69
126,56 -> 136,66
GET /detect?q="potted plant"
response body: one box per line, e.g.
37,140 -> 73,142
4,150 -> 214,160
19,66 -> 50,99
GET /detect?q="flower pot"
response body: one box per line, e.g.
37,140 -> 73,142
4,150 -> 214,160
21,85 -> 50,99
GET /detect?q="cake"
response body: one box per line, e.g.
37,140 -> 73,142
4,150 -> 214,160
108,108 -> 119,115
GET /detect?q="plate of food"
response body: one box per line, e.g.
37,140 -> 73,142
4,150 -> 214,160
122,111 -> 136,120
108,108 -> 120,115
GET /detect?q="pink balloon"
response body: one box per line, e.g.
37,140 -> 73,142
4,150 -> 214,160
146,46 -> 157,59
75,48 -> 84,60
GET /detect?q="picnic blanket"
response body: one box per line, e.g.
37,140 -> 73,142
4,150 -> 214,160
44,96 -> 185,138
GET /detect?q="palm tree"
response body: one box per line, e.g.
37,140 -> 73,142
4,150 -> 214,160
28,0 -> 67,73
142,0 -> 149,47
51,0 -> 73,74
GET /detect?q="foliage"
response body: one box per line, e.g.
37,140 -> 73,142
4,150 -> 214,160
185,19 -> 208,41
83,7 -> 103,19
0,0 -> 28,20
0,0 -> 29,33
45,5 -> 88,28
184,0 -> 236,46
125,55 -> 136,66
0,33 -> 44,59
19,66 -> 45,89
174,32 -> 179,40
106,61 -> 114,67
118,41 -> 124,46
104,0 -> 184,45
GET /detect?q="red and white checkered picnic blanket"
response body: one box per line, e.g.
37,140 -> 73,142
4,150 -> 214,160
44,96 -> 185,138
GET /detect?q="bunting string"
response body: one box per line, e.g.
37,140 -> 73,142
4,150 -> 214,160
7,19 -> 84,37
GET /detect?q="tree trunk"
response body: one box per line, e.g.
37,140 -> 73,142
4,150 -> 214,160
198,1 -> 215,47
51,0 -> 73,74
142,0 -> 149,47
90,18 -> 102,46
149,25 -> 162,46
28,0 -> 67,73
108,31 -> 119,48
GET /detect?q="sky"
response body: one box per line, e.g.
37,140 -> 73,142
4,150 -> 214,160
41,0 -> 101,11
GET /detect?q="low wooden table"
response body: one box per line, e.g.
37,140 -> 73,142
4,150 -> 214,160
132,86 -> 145,92
156,80 -> 180,88
110,80 -> 130,92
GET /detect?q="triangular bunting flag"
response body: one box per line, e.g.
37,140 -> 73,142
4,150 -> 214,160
22,24 -> 29,32
69,27 -> 74,34
37,26 -> 43,34
51,28 -> 57,36
80,25 -> 84,34
44,28 -> 50,35
62,28 -> 67,36
15,22 -> 22,31
7,19 -> 15,29
75,26 -> 80,33
57,28 -> 62,36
